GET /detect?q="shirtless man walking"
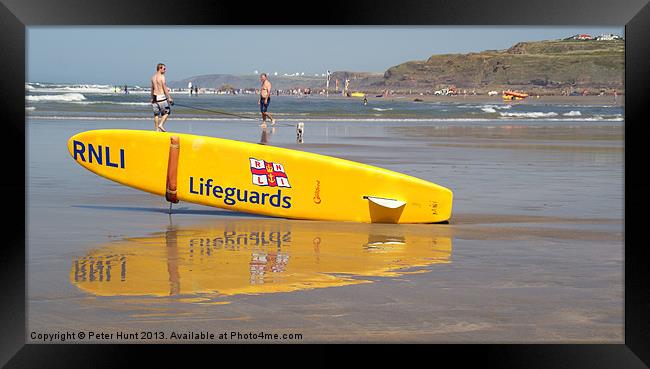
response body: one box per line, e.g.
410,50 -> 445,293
151,63 -> 174,132
258,73 -> 276,128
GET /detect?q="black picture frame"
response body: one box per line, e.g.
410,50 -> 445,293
2,0 -> 648,367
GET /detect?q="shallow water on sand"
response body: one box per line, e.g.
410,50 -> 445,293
27,118 -> 623,343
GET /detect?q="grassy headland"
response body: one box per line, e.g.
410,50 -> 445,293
171,39 -> 624,96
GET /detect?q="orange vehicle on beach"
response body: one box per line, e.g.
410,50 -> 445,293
502,90 -> 529,100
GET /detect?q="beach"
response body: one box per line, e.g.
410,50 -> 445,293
26,94 -> 624,342
377,94 -> 624,106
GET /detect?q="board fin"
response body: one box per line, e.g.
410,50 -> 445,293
363,196 -> 406,209
364,196 -> 406,223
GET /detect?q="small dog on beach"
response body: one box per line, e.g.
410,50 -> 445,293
296,122 -> 304,143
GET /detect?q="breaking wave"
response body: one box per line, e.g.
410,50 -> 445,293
500,112 -> 559,118
481,104 -> 512,113
71,101 -> 150,106
26,93 -> 86,102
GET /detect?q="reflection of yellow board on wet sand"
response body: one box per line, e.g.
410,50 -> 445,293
71,219 -> 452,297
67,130 -> 452,223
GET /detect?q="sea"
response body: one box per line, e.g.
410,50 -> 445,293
25,82 -> 623,122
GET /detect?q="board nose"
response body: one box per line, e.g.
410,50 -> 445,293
67,131 -> 87,160
68,130 -> 102,159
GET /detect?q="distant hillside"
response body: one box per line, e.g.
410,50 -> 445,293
169,74 -> 328,90
171,39 -> 624,94
381,39 -> 624,92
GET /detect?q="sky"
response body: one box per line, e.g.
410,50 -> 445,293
27,26 -> 624,85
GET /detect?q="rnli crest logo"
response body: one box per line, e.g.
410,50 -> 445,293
249,158 -> 291,188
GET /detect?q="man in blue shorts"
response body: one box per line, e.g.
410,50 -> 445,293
258,73 -> 276,128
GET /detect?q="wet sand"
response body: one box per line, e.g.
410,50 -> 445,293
27,117 -> 623,343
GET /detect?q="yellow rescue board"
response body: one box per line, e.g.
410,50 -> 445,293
67,129 -> 453,223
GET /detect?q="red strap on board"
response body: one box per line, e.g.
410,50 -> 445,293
165,136 -> 180,204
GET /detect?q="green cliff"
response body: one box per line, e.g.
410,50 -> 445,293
381,39 -> 624,92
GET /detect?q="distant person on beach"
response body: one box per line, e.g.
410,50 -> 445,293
151,63 -> 173,132
258,73 -> 276,128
